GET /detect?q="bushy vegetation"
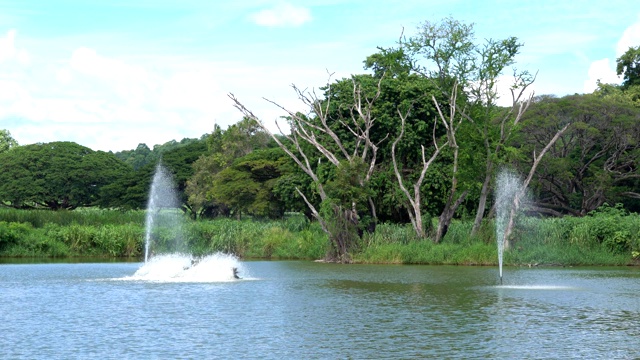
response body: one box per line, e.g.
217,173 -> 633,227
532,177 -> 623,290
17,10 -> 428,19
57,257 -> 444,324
0,207 -> 638,266
0,208 -> 146,227
355,209 -> 640,266
0,209 -> 327,260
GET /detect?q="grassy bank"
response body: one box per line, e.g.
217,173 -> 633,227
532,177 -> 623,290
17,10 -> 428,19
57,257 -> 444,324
0,207 -> 638,265
0,208 -> 327,260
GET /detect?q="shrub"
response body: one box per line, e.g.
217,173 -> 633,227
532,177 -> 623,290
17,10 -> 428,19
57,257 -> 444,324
0,221 -> 32,251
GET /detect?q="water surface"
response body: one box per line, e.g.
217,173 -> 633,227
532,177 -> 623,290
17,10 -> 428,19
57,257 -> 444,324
1,259 -> 638,359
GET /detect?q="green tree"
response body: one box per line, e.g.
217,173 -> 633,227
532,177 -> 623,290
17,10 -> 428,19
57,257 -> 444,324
0,141 -> 134,210
104,137 -> 208,211
115,137 -> 205,171
617,46 -> 640,89
160,138 -> 208,210
0,129 -> 18,153
115,143 -> 154,170
97,169 -> 149,210
185,118 -> 272,218
519,93 -> 640,215
363,47 -> 412,78
209,148 -> 288,219
400,17 -> 537,239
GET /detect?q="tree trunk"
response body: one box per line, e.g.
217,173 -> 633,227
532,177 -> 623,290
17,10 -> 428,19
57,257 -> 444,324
471,160 -> 493,236
435,190 -> 468,243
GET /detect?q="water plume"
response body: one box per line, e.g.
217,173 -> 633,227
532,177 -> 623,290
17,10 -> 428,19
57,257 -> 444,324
144,163 -> 185,262
494,169 -> 524,284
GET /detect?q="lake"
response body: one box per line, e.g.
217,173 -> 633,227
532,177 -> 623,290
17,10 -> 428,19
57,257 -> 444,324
1,255 -> 639,359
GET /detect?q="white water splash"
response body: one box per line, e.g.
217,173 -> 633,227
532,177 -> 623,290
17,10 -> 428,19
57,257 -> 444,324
494,169 -> 523,282
144,163 -> 185,262
122,253 -> 248,283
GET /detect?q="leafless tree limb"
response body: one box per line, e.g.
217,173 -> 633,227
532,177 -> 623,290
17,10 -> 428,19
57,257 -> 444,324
392,107 -> 447,238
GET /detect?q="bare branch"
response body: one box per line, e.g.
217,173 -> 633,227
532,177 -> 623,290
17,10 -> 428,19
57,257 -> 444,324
295,187 -> 329,233
503,122 -> 571,248
392,107 -> 448,238
228,93 -> 327,199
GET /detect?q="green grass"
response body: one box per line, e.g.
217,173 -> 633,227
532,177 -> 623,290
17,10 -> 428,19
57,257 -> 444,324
0,207 -> 145,227
0,206 -> 638,265
0,209 -> 327,260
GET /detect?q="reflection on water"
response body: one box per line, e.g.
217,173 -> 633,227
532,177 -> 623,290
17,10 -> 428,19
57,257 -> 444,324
0,261 -> 638,359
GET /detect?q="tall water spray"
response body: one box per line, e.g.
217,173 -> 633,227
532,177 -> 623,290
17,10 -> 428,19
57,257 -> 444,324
494,169 -> 523,284
144,163 -> 186,262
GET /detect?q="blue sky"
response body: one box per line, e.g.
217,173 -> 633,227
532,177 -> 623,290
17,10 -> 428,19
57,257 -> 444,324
1,0 -> 639,151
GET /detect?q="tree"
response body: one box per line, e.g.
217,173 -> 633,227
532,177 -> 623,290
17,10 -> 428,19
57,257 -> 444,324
501,122 -> 570,249
229,74 -> 387,262
185,118 -> 272,219
519,94 -> 640,215
98,169 -> 149,210
431,83 -> 469,243
101,137 -> 208,211
115,137 -> 205,171
593,81 -> 640,107
0,129 -> 18,153
210,148 -> 288,219
363,47 -> 412,78
617,46 -> 640,89
404,17 -> 476,88
160,138 -> 208,213
0,142 -> 134,210
401,18 -> 537,238
115,143 -> 154,170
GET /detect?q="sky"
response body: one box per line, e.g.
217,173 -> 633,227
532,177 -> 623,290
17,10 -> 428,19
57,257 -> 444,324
0,0 -> 639,152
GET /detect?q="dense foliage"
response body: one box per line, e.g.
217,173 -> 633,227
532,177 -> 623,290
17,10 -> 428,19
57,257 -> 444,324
617,46 -> 640,89
0,142 -> 134,210
0,129 -> 18,154
518,93 -> 640,215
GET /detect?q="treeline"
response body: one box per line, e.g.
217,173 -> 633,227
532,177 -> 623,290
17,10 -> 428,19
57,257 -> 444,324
1,18 -> 639,262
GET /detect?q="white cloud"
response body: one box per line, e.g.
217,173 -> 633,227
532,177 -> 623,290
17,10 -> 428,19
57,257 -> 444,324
250,3 -> 311,27
159,69 -> 223,112
0,29 -> 29,65
1,19 -> 361,151
616,14 -> 640,56
0,44 -> 310,151
69,47 -> 156,106
0,40 -> 224,150
580,16 -> 639,93
583,58 -> 621,93
493,74 -> 537,107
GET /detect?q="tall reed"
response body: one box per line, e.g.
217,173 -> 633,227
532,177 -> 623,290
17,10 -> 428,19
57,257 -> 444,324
1,207 -> 638,265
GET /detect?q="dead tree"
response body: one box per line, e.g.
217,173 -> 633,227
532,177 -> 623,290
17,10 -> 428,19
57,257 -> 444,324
502,122 -> 570,249
228,74 -> 386,262
432,82 -> 468,243
391,107 -> 447,239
